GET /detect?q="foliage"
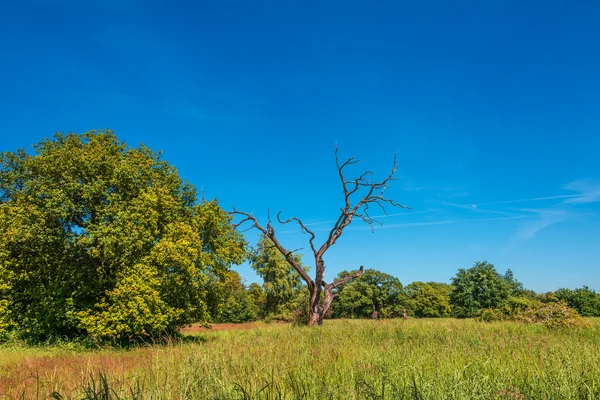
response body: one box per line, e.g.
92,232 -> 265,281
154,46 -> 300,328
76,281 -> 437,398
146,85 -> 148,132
516,301 -> 590,329
0,131 -> 245,341
553,286 -> 600,317
478,296 -> 537,322
206,271 -> 258,323
251,235 -> 308,320
502,269 -> 527,296
478,307 -> 507,322
405,281 -> 452,318
332,269 -> 408,318
0,265 -> 11,340
246,283 -> 266,316
478,296 -> 589,329
499,296 -> 537,317
537,291 -> 561,303
450,261 -> 511,318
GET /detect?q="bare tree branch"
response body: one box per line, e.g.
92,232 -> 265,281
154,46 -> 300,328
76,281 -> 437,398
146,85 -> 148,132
329,265 -> 364,289
317,150 -> 410,258
277,211 -> 317,254
230,207 -> 314,287
230,145 -> 409,326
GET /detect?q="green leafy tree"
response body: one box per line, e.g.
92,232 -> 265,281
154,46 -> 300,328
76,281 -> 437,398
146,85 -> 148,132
247,283 -> 267,317
449,261 -> 511,318
251,235 -> 308,319
207,270 -> 258,323
554,286 -> 600,317
333,269 -> 407,318
405,282 -> 452,318
503,269 -> 528,296
0,131 -> 245,341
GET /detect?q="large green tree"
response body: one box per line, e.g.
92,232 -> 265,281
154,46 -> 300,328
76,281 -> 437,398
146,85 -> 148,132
449,261 -> 511,318
332,269 -> 408,319
405,281 -> 452,318
0,130 -> 245,341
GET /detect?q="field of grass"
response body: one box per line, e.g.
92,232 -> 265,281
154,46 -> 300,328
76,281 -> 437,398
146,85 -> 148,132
1,318 -> 600,399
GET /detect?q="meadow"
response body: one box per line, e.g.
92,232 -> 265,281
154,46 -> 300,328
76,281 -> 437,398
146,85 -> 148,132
1,318 -> 599,399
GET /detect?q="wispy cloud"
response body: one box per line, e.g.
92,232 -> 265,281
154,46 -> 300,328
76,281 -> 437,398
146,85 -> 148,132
511,209 -> 570,244
446,191 -> 471,199
297,210 -> 432,227
402,183 -> 469,198
367,215 -> 526,231
279,215 -> 524,234
437,178 -> 600,248
563,179 -> 600,205
442,179 -> 600,210
475,194 -> 581,206
438,201 -> 517,217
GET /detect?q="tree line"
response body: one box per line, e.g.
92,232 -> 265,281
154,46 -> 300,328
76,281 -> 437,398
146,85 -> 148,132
217,244 -> 600,326
0,131 -> 596,343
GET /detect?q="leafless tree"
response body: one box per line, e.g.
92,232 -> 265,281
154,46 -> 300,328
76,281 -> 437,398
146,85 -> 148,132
231,146 -> 409,326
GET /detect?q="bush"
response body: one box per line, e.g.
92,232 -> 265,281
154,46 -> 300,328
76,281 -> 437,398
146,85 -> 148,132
516,301 -> 590,329
554,287 -> 600,317
0,299 -> 11,341
498,296 -> 536,317
218,290 -> 258,323
478,308 -> 507,322
478,296 -> 589,329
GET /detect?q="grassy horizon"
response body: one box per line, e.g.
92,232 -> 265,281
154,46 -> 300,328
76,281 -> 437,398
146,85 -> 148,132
1,318 -> 599,399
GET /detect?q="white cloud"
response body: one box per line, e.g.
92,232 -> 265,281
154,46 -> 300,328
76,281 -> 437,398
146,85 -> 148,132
563,179 -> 600,205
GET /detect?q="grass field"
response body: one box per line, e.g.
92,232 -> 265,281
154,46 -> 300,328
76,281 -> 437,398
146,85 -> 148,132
1,318 -> 600,399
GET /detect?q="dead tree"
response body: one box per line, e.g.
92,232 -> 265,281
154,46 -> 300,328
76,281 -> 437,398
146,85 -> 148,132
232,146 -> 409,326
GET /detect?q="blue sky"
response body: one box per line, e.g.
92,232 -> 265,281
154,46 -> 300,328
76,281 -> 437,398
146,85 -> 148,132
1,0 -> 599,292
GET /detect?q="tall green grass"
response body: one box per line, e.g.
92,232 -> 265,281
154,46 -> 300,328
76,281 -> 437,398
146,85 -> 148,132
2,319 -> 600,399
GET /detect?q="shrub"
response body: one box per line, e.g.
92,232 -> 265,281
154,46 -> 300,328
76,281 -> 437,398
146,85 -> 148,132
554,287 -> 600,317
478,308 -> 506,322
516,301 -> 590,329
478,296 -> 589,329
499,296 -> 536,317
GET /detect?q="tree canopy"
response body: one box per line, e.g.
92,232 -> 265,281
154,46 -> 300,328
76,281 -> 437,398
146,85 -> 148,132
250,235 -> 308,320
0,131 -> 245,341
332,269 -> 408,319
449,261 -> 511,318
405,281 -> 452,318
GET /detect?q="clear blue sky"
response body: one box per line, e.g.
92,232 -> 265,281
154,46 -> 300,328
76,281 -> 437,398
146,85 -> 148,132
1,0 -> 599,292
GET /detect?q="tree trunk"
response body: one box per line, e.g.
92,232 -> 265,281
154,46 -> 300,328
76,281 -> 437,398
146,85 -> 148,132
307,285 -> 336,326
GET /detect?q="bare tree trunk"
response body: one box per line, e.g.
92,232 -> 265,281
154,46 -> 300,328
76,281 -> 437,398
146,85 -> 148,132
307,284 -> 336,326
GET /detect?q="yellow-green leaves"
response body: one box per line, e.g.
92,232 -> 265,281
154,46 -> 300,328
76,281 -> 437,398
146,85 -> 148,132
0,130 -> 245,342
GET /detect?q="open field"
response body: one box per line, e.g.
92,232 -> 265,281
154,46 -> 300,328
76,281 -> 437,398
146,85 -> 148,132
1,319 -> 600,399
